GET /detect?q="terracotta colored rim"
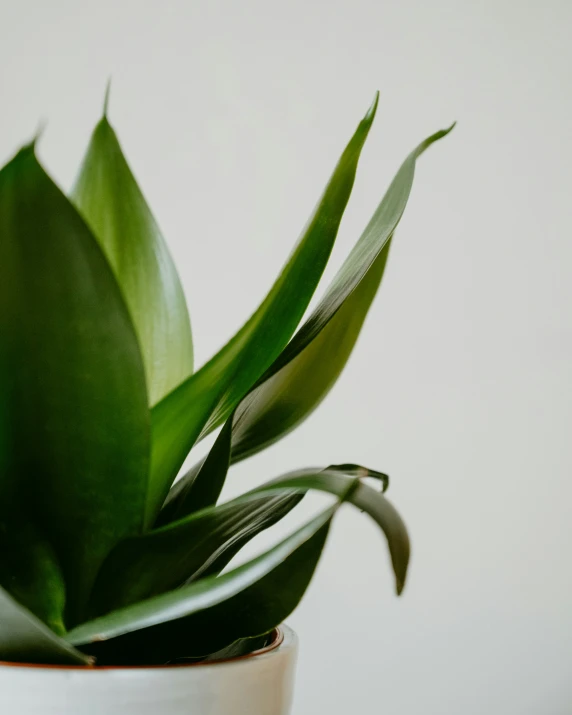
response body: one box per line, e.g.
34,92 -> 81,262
0,628 -> 284,671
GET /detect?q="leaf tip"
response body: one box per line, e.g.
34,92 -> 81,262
12,127 -> 43,165
395,551 -> 409,596
26,119 -> 47,153
365,91 -> 380,123
432,121 -> 456,144
417,120 -> 457,157
443,120 -> 456,137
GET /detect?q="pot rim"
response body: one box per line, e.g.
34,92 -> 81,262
0,627 -> 286,672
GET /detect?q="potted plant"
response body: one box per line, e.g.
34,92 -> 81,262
0,89 -> 452,714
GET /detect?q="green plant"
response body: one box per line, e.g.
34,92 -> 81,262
0,91 -> 453,666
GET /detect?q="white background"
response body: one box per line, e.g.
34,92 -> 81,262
1,1 -> 571,713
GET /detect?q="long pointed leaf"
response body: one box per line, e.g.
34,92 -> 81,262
0,146 -> 150,625
95,465 -> 396,618
263,125 -> 455,377
0,587 -> 90,665
71,114 -> 194,405
232,244 -> 390,459
67,510 -> 333,659
163,124 -> 454,520
146,95 -> 380,521
231,124 -> 455,461
68,468 -> 408,663
90,490 -> 301,616
257,468 -> 408,593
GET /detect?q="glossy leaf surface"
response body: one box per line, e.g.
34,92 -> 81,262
95,465 -> 395,616
71,114 -> 194,405
0,587 -> 90,665
231,124 -> 455,462
156,410 -> 235,526
231,244 -> 390,460
68,467 -> 408,662
0,147 -> 150,624
164,123 -> 453,521
90,490 -> 301,615
147,95 -> 379,521
67,510 -> 333,659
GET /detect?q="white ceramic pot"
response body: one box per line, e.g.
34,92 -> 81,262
0,626 -> 298,715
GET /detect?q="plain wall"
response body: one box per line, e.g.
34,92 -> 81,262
1,1 -> 571,713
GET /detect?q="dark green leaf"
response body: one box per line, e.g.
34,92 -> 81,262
163,124 -> 454,520
0,146 -> 150,625
156,409 -> 235,526
157,416 -> 234,527
146,95 -> 379,522
89,490 -> 301,616
67,509 -> 333,660
71,114 -> 194,405
68,467 -> 408,662
256,468 -> 408,593
92,464 -> 394,616
231,124 -> 455,462
0,587 -> 90,665
83,522 -> 327,665
231,243 -> 390,460
263,125 -> 455,376
0,515 -> 67,635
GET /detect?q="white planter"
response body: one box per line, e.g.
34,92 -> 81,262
0,626 -> 298,715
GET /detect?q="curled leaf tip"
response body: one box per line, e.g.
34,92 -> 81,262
103,78 -> 112,118
417,122 -> 457,156
378,472 -> 390,493
326,463 -> 389,492
434,122 -> 456,142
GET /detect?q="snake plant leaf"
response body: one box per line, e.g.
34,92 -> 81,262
231,243 -> 390,460
156,410 -> 235,527
71,112 -> 194,406
162,124 -> 454,520
173,463 -> 393,590
230,124 -> 455,462
0,516 -> 68,636
70,468 -> 408,662
89,490 -> 301,616
159,416 -> 234,527
146,94 -> 379,523
156,424 -> 392,533
0,587 -> 90,665
162,247 -> 388,523
82,524 -> 330,665
67,509 -> 333,657
94,465 -> 393,616
0,146 -> 150,625
156,464 -> 389,582
256,468 -> 408,593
